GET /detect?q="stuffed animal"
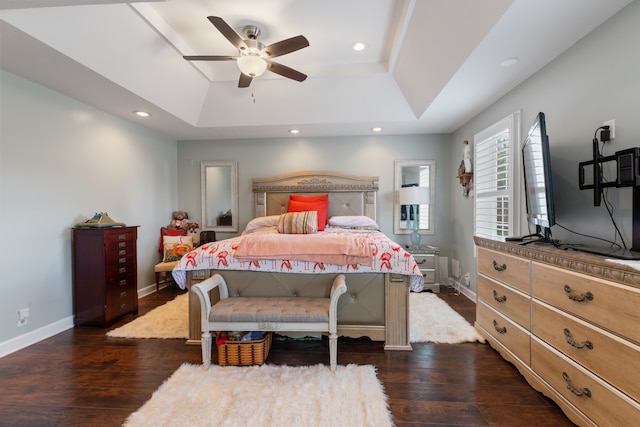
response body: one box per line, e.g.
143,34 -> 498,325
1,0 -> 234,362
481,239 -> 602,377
185,221 -> 199,233
169,211 -> 189,230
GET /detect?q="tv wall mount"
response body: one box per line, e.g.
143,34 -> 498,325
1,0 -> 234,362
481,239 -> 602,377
578,144 -> 640,259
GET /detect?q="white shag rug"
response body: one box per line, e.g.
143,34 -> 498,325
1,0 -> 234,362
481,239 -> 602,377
107,293 -> 188,339
123,363 -> 394,427
410,292 -> 485,343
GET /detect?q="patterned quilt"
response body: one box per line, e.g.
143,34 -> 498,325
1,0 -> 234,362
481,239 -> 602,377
172,229 -> 423,289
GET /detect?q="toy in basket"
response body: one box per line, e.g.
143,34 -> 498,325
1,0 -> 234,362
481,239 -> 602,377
216,331 -> 272,366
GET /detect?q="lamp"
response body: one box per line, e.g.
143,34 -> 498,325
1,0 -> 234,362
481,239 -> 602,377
237,54 -> 267,77
398,186 -> 430,246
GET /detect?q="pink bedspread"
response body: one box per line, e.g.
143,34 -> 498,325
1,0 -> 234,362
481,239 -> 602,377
234,232 -> 371,265
172,229 -> 421,289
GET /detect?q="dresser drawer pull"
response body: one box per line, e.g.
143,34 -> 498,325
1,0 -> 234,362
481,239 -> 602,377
563,285 -> 594,302
492,261 -> 507,272
119,242 -> 126,248
120,303 -> 128,310
562,372 -> 592,398
119,249 -> 126,256
120,291 -> 127,298
415,258 -> 427,265
563,328 -> 593,350
492,290 -> 507,303
118,234 -> 126,240
492,320 -> 507,334
119,279 -> 127,286
119,267 -> 127,274
118,257 -> 126,264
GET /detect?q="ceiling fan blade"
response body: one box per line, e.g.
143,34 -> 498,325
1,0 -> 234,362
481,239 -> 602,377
264,35 -> 309,58
238,73 -> 253,88
183,55 -> 237,61
266,61 -> 307,82
207,16 -> 247,50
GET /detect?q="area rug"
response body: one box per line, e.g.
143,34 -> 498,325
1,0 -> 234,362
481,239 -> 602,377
410,292 -> 484,343
123,363 -> 394,427
107,293 -> 188,339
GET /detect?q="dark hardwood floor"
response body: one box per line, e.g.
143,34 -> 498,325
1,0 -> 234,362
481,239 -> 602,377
0,285 -> 575,427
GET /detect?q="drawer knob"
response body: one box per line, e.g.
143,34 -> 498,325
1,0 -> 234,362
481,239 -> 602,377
492,320 -> 507,334
492,261 -> 507,272
492,290 -> 507,303
563,328 -> 593,350
562,372 -> 592,398
563,285 -> 594,302
416,258 -> 426,265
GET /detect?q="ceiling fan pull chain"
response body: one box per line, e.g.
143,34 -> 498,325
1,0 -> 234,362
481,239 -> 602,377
252,88 -> 256,103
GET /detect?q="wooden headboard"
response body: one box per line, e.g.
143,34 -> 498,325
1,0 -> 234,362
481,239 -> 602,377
252,170 -> 379,220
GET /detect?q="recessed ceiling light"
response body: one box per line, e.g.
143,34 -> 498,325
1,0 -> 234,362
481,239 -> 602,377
371,127 -> 383,132
133,110 -> 151,117
500,57 -> 519,68
352,42 -> 366,51
288,129 -> 300,134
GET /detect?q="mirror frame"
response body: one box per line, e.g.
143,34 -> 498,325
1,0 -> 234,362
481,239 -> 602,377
393,159 -> 435,236
201,161 -> 238,232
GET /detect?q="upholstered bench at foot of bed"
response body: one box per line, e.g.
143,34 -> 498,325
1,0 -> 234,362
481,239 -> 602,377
191,273 -> 347,371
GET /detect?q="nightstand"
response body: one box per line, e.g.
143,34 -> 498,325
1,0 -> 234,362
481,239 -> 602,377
405,245 -> 439,293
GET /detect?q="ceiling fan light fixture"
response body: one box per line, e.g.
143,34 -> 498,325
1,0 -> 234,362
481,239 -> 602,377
237,54 -> 267,77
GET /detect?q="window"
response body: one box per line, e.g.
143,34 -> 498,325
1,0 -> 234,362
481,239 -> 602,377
474,111 -> 521,241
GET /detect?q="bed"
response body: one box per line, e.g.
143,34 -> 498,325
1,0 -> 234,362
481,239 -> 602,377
173,170 -> 421,350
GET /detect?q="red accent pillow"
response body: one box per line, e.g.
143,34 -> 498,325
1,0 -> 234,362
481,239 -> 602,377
159,227 -> 187,252
290,194 -> 329,203
287,199 -> 328,231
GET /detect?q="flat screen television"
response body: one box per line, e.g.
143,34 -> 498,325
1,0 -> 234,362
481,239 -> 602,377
522,112 -> 556,243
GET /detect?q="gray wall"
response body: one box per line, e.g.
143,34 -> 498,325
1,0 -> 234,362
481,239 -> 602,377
177,135 -> 454,250
451,0 -> 640,293
0,70 -> 178,353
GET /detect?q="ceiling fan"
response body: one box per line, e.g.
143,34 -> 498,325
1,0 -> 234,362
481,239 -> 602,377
183,16 -> 310,88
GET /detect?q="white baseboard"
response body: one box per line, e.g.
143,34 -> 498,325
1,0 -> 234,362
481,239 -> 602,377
0,316 -> 74,358
441,277 -> 477,302
1,283 -> 162,359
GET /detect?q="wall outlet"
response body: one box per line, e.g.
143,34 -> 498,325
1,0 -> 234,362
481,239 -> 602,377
17,308 -> 29,327
604,119 -> 615,139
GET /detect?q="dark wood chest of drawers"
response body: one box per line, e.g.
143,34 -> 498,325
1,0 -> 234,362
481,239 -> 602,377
72,226 -> 139,326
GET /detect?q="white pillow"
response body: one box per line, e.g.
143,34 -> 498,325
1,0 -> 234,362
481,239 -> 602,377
162,235 -> 194,245
244,215 -> 280,233
328,215 -> 379,228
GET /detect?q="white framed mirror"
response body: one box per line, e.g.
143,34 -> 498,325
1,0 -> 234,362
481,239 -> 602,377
394,160 -> 435,236
201,161 -> 238,232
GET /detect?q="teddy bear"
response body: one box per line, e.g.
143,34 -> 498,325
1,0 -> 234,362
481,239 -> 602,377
169,211 -> 190,230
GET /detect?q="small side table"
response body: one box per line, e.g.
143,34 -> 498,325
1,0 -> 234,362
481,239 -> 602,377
405,245 -> 439,293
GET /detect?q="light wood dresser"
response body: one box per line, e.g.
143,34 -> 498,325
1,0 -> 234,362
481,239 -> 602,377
474,237 -> 640,426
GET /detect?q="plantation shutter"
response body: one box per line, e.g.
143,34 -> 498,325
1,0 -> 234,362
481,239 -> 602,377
474,112 -> 520,241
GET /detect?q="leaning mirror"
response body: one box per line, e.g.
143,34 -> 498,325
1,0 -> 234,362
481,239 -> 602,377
201,161 -> 238,232
394,160 -> 435,237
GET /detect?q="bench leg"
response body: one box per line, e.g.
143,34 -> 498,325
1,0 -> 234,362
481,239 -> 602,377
202,331 -> 212,368
329,332 -> 338,371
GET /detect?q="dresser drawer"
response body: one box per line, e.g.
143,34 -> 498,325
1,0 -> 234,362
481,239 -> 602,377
478,275 -> 530,330
532,300 -> 640,402
477,301 -> 530,364
419,269 -> 436,284
106,257 -> 135,278
413,254 -> 436,269
532,262 -> 640,344
531,338 -> 640,427
478,248 -> 530,293
105,228 -> 136,244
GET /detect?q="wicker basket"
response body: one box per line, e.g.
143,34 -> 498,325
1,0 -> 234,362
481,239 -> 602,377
217,332 -> 272,366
